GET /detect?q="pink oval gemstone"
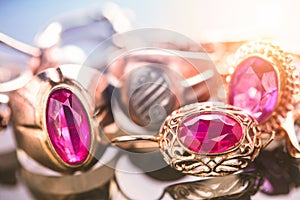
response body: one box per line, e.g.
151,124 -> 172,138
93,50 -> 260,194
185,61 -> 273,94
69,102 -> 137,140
229,56 -> 278,122
46,88 -> 91,165
178,113 -> 243,154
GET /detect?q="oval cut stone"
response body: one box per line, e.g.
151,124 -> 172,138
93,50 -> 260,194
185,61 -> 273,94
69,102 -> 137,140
46,88 -> 90,165
229,56 -> 278,122
178,113 -> 243,154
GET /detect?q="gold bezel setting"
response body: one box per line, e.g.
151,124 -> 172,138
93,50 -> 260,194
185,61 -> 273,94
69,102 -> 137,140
39,82 -> 96,170
227,41 -> 299,133
158,102 -> 264,177
9,65 -> 103,173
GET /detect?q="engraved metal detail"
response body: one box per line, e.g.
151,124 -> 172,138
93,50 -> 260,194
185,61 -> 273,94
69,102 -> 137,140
128,65 -> 177,127
229,41 -> 300,133
158,102 -> 263,177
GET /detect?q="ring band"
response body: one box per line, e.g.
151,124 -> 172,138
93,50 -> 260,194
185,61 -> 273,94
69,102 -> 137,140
112,102 -> 274,177
222,40 -> 300,158
9,64 -> 111,173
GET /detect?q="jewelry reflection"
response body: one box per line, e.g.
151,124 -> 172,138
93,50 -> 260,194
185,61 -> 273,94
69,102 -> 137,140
110,154 -> 263,200
0,151 -> 18,185
20,161 -> 115,200
255,142 -> 300,195
9,64 -> 111,173
161,170 -> 262,199
0,117 -> 18,186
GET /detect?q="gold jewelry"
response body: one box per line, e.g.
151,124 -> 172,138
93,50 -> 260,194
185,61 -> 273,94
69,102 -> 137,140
9,64 -> 111,173
226,40 -> 299,133
112,102 -> 273,177
223,40 -> 300,158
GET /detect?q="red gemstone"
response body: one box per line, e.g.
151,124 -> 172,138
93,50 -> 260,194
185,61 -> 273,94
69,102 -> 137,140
178,113 -> 243,154
229,56 -> 278,122
46,88 -> 90,165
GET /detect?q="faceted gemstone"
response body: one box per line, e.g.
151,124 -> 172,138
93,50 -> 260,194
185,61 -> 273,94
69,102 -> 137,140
46,88 -> 90,165
229,56 -> 278,122
178,113 -> 243,154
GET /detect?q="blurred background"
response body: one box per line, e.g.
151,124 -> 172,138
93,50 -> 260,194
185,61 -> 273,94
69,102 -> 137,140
1,0 -> 300,199
1,0 -> 300,51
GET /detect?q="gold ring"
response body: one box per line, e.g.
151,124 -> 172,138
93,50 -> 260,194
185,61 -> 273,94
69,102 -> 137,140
104,35 -> 222,151
8,64 -> 112,173
223,40 -> 300,159
226,40 -> 299,133
112,102 -> 273,177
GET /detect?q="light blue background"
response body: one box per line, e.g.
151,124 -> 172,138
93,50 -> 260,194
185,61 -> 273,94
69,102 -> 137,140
0,0 -> 166,45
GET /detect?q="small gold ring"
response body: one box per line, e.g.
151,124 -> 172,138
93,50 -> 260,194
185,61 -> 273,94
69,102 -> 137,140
226,40 -> 299,133
222,40 -> 300,158
9,64 -> 112,173
112,102 -> 273,177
